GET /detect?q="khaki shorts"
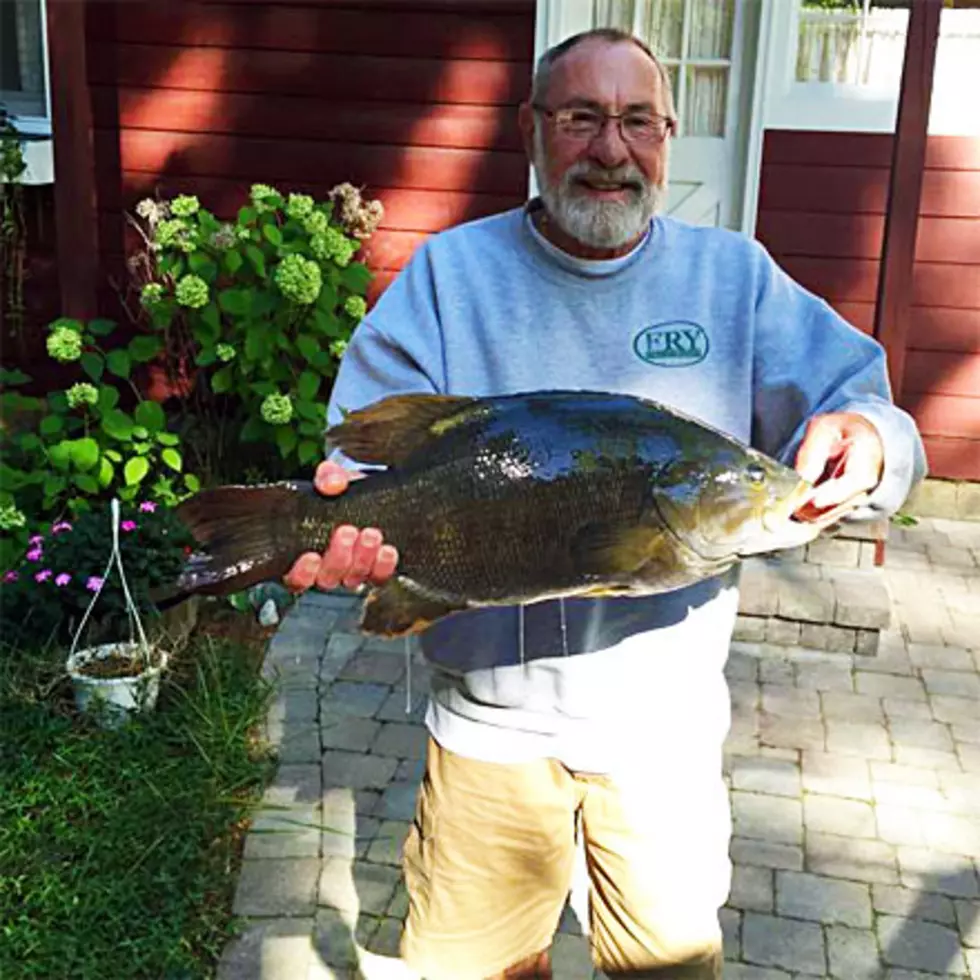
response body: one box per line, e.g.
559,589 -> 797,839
401,737 -> 730,979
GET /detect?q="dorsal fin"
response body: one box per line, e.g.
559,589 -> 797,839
326,393 -> 483,467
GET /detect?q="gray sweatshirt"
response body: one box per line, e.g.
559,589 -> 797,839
325,205 -> 926,773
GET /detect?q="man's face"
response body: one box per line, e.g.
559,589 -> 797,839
521,39 -> 673,251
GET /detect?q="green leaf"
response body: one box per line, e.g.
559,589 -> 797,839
239,415 -> 270,443
97,456 -> 115,488
298,419 -> 325,437
312,309 -> 341,337
129,335 -> 163,363
98,385 -> 120,411
210,365 -> 234,394
80,351 -> 104,382
195,346 -> 217,367
184,473 -> 201,492
296,334 -> 320,363
245,244 -> 266,278
218,289 -> 251,316
134,400 -> 165,433
124,456 -> 150,486
249,380 -> 277,397
315,281 -> 338,312
262,223 -> 283,247
69,437 -> 100,471
298,438 -> 321,466
102,409 -> 134,440
17,433 -> 41,451
47,442 -> 71,471
73,472 -> 100,494
87,318 -> 117,337
340,262 -> 372,294
244,324 -> 271,361
223,249 -> 243,274
188,252 -> 218,281
275,426 -> 298,458
132,425 -> 148,439
161,448 -> 183,472
39,414 -> 64,436
0,367 -> 31,385
156,431 -> 180,446
104,449 -> 122,463
106,348 -> 132,379
238,205 -> 257,226
295,398 -> 324,423
297,370 -> 320,401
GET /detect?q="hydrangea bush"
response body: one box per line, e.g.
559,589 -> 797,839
0,316 -> 198,545
127,182 -> 381,474
0,498 -> 194,652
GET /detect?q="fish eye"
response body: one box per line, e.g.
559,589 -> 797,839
746,463 -> 767,486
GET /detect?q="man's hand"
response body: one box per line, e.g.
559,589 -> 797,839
283,460 -> 399,593
793,412 -> 884,522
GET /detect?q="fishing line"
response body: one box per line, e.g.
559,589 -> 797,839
518,603 -> 525,668
559,598 -> 569,658
404,635 -> 412,714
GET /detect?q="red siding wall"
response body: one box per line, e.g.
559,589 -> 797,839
84,0 -> 534,304
757,130 -> 980,482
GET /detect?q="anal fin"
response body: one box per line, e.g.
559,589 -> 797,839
360,578 -> 467,637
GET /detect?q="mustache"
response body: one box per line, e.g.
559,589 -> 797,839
562,162 -> 649,193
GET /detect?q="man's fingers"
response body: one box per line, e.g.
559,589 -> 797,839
316,525 -> 358,591
370,544 -> 399,584
795,420 -> 843,485
342,528 -> 383,589
284,552 -> 322,593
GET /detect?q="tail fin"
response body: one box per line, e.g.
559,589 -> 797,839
167,481 -> 323,600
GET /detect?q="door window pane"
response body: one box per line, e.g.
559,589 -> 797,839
0,0 -> 46,118
685,66 -> 729,136
796,0 -> 910,86
645,0 -> 685,59
687,0 -> 734,60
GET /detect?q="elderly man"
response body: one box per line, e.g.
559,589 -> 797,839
286,28 -> 925,980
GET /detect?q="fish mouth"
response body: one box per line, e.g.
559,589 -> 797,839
762,478 -> 815,535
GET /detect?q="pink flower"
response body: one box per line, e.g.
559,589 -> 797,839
29,534 -> 44,545
35,569 -> 52,583
121,520 -> 137,532
52,521 -> 73,534
55,573 -> 71,587
26,547 -> 42,561
86,576 -> 104,591
139,501 -> 157,513
3,570 -> 19,583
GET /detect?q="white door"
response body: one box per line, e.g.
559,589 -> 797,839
534,0 -> 756,230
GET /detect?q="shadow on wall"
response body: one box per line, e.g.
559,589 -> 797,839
86,0 -> 533,320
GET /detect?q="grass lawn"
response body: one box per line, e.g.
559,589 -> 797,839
0,605 -> 279,979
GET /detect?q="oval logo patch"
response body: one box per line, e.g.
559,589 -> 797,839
633,322 -> 709,368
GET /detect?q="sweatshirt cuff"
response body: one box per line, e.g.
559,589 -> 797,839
842,401 -> 926,519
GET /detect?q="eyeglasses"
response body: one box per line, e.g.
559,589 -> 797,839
532,104 -> 675,144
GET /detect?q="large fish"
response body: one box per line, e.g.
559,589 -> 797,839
170,390 -> 838,637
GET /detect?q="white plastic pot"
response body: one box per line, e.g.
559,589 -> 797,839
66,642 -> 169,728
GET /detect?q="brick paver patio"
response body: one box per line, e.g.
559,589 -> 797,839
218,517 -> 980,980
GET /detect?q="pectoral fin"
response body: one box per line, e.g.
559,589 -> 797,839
570,523 -> 672,578
327,394 -> 482,467
360,577 -> 467,637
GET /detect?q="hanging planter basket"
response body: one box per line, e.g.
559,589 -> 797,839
65,499 -> 171,728
67,642 -> 169,728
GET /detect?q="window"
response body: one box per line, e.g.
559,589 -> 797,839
1,0 -> 48,119
592,0 -> 737,137
795,0 -> 911,88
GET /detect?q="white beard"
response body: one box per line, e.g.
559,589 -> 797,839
532,126 -> 668,250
